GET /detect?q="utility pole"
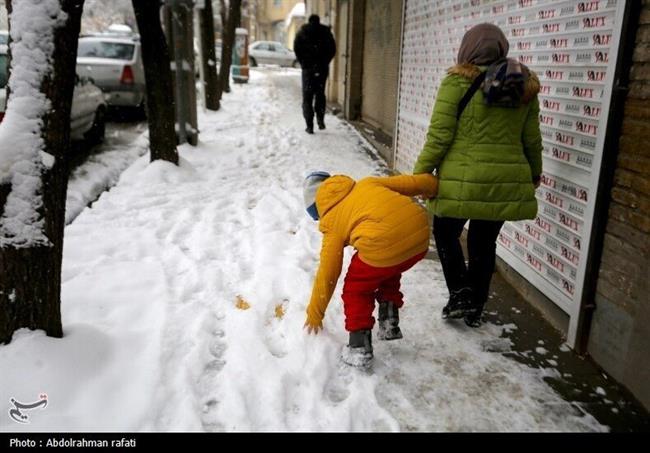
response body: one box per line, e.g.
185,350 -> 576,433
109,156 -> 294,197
165,0 -> 198,146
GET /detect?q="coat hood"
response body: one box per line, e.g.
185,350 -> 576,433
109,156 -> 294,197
315,175 -> 355,218
448,63 -> 540,104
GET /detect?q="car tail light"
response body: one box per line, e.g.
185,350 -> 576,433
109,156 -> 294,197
120,65 -> 134,85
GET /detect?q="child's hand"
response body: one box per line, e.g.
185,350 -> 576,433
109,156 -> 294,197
304,319 -> 323,335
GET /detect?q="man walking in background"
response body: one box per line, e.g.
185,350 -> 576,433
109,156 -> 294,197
294,14 -> 336,134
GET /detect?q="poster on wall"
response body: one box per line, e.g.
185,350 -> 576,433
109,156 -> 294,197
395,0 -> 626,345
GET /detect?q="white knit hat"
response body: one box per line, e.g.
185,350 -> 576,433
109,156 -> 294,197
303,171 -> 331,220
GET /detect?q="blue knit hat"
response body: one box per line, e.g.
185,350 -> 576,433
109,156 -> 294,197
303,171 -> 330,220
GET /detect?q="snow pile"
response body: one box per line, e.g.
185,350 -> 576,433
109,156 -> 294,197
0,0 -> 67,246
0,69 -> 608,432
65,125 -> 148,224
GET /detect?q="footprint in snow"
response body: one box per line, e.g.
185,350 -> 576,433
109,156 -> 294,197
324,362 -> 354,404
198,314 -> 227,431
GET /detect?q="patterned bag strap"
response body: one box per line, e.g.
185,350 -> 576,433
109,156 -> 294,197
456,71 -> 487,120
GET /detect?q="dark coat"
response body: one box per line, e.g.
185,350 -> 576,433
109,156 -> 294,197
293,23 -> 336,72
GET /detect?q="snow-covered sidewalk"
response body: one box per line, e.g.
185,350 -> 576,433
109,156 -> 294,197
65,121 -> 149,225
0,68 -> 606,432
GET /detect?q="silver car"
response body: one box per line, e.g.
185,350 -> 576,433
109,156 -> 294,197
69,75 -> 107,143
76,34 -> 145,109
1,45 -> 107,143
248,41 -> 298,68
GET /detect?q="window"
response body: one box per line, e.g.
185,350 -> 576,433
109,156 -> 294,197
77,41 -> 135,60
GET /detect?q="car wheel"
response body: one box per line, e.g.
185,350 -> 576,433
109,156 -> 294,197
250,57 -> 257,67
86,106 -> 106,145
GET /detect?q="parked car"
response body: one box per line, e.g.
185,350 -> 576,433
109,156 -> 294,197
1,44 -> 107,143
69,75 -> 107,143
248,41 -> 298,68
76,34 -> 145,110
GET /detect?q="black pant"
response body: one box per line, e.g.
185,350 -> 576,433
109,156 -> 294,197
301,68 -> 328,127
433,216 -> 504,308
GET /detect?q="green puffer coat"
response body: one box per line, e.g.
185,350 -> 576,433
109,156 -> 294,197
413,63 -> 543,221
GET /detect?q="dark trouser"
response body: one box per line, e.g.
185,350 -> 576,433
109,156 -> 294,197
301,68 -> 328,127
433,216 -> 504,309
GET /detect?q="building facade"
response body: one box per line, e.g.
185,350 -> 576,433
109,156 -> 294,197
285,2 -> 305,49
306,0 -> 403,162
588,0 -> 650,411
254,0 -> 303,45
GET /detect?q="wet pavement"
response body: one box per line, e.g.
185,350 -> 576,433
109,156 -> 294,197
483,270 -> 650,432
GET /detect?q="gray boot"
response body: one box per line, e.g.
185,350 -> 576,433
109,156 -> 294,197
341,330 -> 373,368
377,301 -> 403,340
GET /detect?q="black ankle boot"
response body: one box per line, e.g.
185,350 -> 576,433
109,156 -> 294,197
377,301 -> 403,340
464,303 -> 485,328
317,117 -> 325,130
442,287 -> 472,319
341,330 -> 373,368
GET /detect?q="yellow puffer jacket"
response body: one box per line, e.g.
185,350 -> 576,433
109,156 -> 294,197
306,173 -> 438,327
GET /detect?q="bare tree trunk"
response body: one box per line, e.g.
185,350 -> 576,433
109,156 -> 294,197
199,0 -> 220,110
217,0 -> 227,99
218,0 -> 241,96
0,0 -> 84,344
132,0 -> 178,164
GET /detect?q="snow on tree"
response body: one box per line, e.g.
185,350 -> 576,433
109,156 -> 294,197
0,0 -> 84,344
0,0 -> 67,247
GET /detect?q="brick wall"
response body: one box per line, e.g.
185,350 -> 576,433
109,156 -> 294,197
588,1 -> 650,410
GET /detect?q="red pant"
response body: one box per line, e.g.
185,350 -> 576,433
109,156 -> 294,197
342,251 -> 427,331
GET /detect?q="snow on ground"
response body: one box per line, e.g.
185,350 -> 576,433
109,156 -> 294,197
65,123 -> 148,224
0,68 -> 607,432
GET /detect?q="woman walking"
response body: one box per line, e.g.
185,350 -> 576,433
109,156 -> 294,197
413,23 -> 543,327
